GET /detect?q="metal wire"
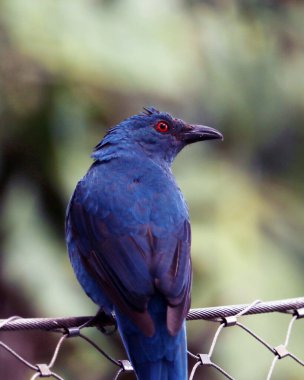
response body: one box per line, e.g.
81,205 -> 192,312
1,296 -> 304,379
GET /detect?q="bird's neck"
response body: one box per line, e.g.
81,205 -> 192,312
92,142 -> 174,172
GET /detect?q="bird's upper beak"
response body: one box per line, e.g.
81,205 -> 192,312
180,124 -> 223,144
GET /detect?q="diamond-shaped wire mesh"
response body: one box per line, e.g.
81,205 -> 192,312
1,297 -> 304,379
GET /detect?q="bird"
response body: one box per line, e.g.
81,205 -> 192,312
65,107 -> 223,380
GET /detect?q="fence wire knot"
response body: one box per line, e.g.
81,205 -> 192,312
274,345 -> 289,359
295,308 -> 304,319
118,359 -> 133,372
223,315 -> 237,327
36,364 -> 52,377
1,296 -> 304,380
66,327 -> 80,337
198,353 -> 212,366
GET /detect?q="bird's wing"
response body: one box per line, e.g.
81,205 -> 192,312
67,182 -> 191,337
152,220 -> 192,335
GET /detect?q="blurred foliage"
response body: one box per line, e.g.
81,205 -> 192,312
0,0 -> 304,379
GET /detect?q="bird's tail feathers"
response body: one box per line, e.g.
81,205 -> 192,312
133,351 -> 187,380
115,306 -> 187,380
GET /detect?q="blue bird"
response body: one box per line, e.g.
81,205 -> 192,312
66,107 -> 222,380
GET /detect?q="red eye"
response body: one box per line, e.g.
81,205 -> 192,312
156,121 -> 169,133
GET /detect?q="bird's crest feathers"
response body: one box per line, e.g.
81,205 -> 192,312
92,107 -> 165,160
141,106 -> 161,116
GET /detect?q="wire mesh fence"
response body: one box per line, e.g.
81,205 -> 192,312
1,297 -> 304,379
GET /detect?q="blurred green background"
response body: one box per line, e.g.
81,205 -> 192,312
0,0 -> 304,379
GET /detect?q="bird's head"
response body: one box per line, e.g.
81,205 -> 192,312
92,107 -> 223,164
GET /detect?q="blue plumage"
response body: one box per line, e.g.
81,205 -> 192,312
66,107 -> 222,379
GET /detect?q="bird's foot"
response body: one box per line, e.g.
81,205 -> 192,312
93,308 -> 117,335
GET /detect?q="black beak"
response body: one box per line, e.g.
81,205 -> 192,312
181,124 -> 223,144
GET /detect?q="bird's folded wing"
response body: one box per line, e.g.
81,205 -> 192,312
67,196 -> 191,336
